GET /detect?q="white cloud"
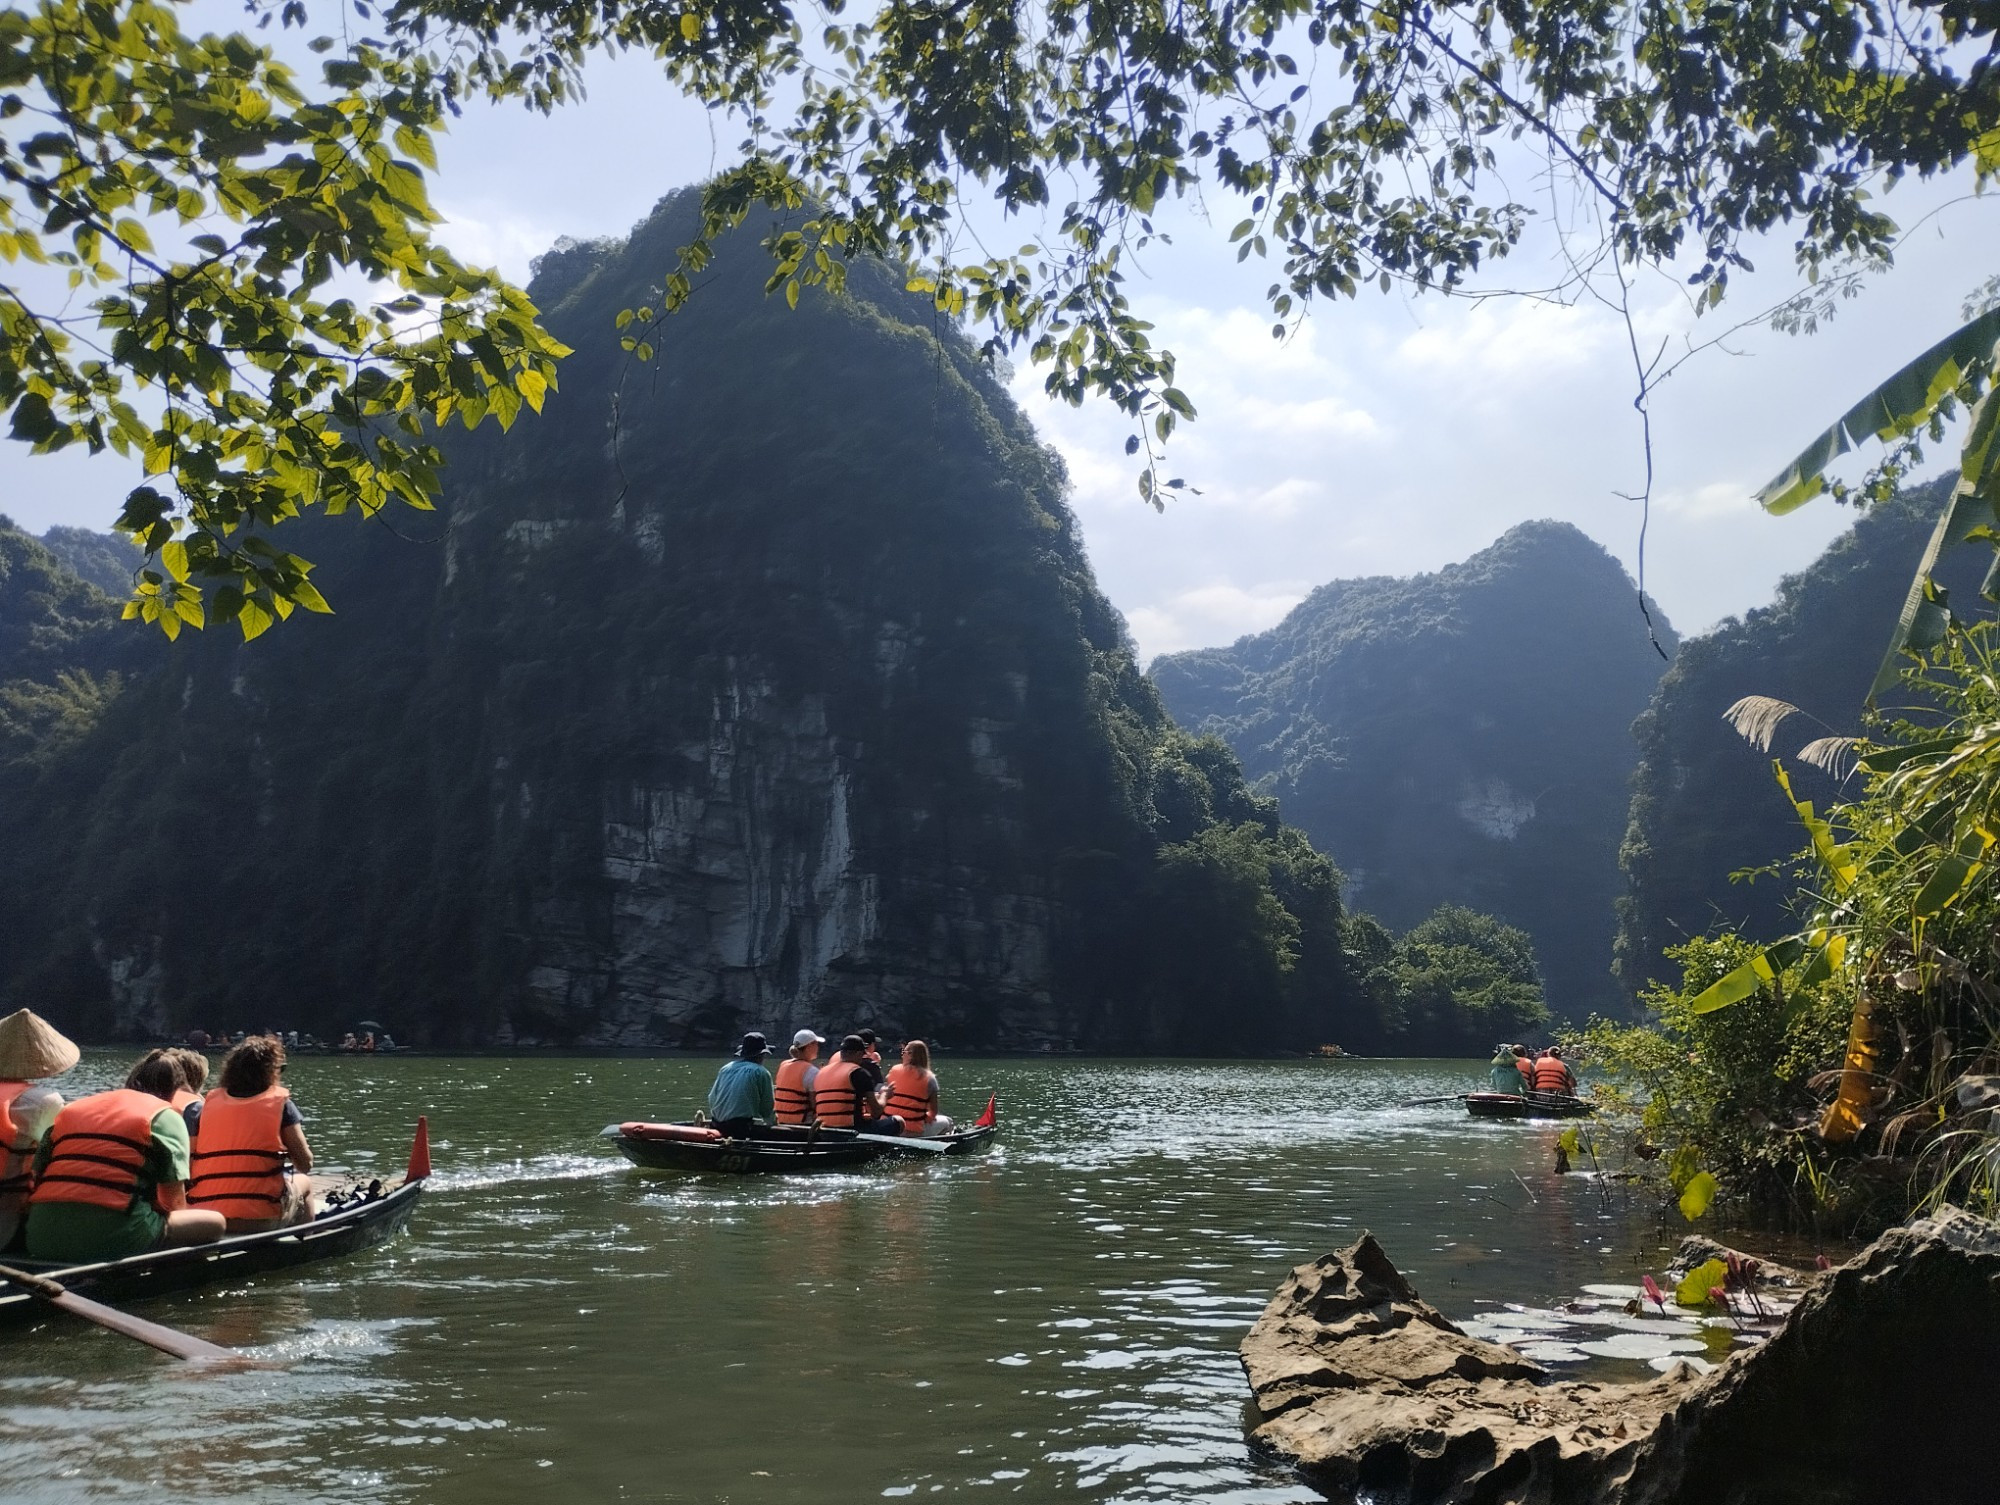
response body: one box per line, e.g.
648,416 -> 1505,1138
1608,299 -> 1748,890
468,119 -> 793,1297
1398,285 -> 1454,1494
1127,581 -> 1310,660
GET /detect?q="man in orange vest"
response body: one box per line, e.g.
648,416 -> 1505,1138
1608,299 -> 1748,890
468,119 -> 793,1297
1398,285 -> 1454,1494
1530,1046 -> 1577,1096
774,1030 -> 824,1125
25,1050 -> 225,1261
811,1034 -> 900,1133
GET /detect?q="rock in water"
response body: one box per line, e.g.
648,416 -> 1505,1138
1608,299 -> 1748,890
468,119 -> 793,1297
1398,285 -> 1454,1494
1243,1209 -> 2000,1504
1240,1235 -> 1695,1504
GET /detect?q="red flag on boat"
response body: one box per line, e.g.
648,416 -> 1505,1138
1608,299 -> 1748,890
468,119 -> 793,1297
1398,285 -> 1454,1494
973,1094 -> 997,1129
406,1115 -> 432,1182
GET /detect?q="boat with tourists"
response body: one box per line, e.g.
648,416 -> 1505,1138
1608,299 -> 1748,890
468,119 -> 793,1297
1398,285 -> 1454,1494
1463,1090 -> 1594,1120
607,1105 -> 999,1175
0,1120 -> 430,1329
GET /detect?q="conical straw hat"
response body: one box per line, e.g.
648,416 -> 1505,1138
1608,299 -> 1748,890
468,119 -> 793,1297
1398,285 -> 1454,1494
0,1009 -> 81,1080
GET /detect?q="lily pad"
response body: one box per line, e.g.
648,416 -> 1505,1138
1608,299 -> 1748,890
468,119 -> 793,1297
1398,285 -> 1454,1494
1517,1341 -> 1590,1364
1575,1332 -> 1707,1361
1579,1283 -> 1645,1299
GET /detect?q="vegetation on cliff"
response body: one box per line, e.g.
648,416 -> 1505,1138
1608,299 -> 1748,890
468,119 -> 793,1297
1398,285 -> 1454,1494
1154,520 -> 1672,1023
0,194 -> 1385,1054
1617,480 -> 1984,993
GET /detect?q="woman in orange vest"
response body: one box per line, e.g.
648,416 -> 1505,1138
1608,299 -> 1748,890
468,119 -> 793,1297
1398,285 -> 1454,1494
186,1035 -> 317,1232
1530,1046 -> 1577,1096
774,1030 -> 825,1125
0,1009 -> 77,1252
25,1050 -> 225,1261
884,1040 -> 953,1137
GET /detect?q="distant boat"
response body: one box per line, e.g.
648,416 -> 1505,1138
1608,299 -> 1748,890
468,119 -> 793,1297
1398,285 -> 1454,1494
1464,1091 -> 1593,1120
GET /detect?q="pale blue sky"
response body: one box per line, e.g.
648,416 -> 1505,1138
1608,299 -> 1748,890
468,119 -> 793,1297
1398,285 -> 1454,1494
3,19 -> 1991,660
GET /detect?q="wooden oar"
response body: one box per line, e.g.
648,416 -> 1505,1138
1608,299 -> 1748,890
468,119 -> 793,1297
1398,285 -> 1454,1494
856,1132 -> 949,1153
0,1262 -> 232,1362
1402,1094 -> 1468,1108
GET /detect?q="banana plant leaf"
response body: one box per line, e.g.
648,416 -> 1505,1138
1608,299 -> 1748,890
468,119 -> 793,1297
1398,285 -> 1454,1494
1819,990 -> 1888,1145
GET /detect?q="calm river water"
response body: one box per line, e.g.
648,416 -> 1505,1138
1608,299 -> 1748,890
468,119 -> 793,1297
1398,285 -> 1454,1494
3,1053 -> 1683,1503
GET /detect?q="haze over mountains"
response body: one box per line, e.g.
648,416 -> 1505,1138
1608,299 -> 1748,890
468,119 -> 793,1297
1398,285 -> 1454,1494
1153,523 -> 1676,1018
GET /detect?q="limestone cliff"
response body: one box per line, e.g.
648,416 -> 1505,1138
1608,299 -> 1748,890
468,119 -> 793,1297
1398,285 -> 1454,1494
0,193 -> 1359,1051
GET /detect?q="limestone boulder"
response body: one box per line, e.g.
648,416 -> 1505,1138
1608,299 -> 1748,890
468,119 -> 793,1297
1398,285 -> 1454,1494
1243,1208 -> 2000,1505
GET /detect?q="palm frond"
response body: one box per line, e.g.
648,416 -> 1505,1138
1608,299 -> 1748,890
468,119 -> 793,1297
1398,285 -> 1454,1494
1723,695 -> 1804,752
1797,736 -> 1862,779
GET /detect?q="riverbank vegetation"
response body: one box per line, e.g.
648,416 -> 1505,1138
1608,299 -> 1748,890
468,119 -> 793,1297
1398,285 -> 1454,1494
1583,623 -> 2000,1234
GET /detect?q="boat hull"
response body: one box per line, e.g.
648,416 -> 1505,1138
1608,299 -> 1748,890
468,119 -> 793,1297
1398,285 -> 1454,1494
613,1122 -> 997,1174
1,1178 -> 424,1324
1464,1091 -> 1592,1120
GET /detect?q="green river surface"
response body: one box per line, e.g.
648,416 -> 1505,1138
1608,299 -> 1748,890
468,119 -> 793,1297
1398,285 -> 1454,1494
3,1052 -> 1689,1503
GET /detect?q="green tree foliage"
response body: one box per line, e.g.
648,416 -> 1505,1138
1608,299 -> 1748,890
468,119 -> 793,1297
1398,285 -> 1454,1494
390,0 -> 1999,493
35,526 -> 139,598
0,193 -> 1374,1052
1576,936 -> 1850,1228
1,0 -> 565,633
1599,627 -> 2000,1229
1618,480 -> 1985,992
1381,905 -> 1548,1054
1155,519 -> 1672,1018
11,0 -> 1998,597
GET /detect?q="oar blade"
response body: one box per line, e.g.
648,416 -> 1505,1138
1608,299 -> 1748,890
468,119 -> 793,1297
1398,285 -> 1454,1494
51,1290 -> 233,1362
856,1133 -> 949,1153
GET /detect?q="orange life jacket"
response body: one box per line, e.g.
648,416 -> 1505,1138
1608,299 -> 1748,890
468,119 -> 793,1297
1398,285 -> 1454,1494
884,1065 -> 935,1128
28,1088 -> 163,1213
774,1059 -> 817,1124
1531,1057 -> 1574,1094
0,1082 -> 37,1219
168,1088 -> 199,1113
188,1086 -> 290,1219
812,1059 -> 865,1128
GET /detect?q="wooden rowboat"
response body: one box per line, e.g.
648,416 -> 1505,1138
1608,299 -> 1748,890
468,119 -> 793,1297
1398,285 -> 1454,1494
1,1121 -> 430,1328
1464,1091 -> 1593,1120
611,1120 -> 998,1174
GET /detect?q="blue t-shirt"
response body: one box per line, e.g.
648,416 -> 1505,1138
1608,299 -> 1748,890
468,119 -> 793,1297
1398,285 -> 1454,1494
706,1059 -> 775,1123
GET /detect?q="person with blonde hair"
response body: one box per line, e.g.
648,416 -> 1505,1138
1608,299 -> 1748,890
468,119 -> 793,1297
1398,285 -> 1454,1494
884,1040 -> 953,1138
0,1009 -> 77,1251
164,1047 -> 209,1112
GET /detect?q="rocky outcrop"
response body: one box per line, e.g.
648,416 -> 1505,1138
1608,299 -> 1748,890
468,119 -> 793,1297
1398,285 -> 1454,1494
1243,1209 -> 2000,1504
1241,1235 -> 1696,1503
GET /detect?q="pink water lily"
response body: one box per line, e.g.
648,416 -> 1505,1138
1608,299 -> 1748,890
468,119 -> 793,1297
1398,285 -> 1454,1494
1641,1274 -> 1667,1313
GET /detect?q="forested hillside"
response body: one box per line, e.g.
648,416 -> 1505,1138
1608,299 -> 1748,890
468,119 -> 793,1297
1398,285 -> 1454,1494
0,191 -> 1374,1053
1616,479 -> 1982,989
1152,522 -> 1674,1019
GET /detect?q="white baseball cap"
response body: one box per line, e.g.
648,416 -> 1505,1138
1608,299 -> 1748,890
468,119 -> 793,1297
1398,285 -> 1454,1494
792,1029 -> 826,1048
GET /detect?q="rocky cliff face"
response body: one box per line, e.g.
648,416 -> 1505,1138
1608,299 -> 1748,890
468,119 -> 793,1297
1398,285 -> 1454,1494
1153,522 -> 1674,1019
0,193 -> 1359,1051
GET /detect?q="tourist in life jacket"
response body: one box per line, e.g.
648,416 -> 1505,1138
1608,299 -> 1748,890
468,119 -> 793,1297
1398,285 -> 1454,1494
774,1030 -> 824,1125
1512,1044 -> 1535,1089
1530,1046 -> 1577,1096
186,1035 -> 317,1232
884,1040 -> 953,1137
25,1049 -> 225,1260
811,1034 -> 900,1133
0,1009 -> 78,1253
706,1033 -> 776,1137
